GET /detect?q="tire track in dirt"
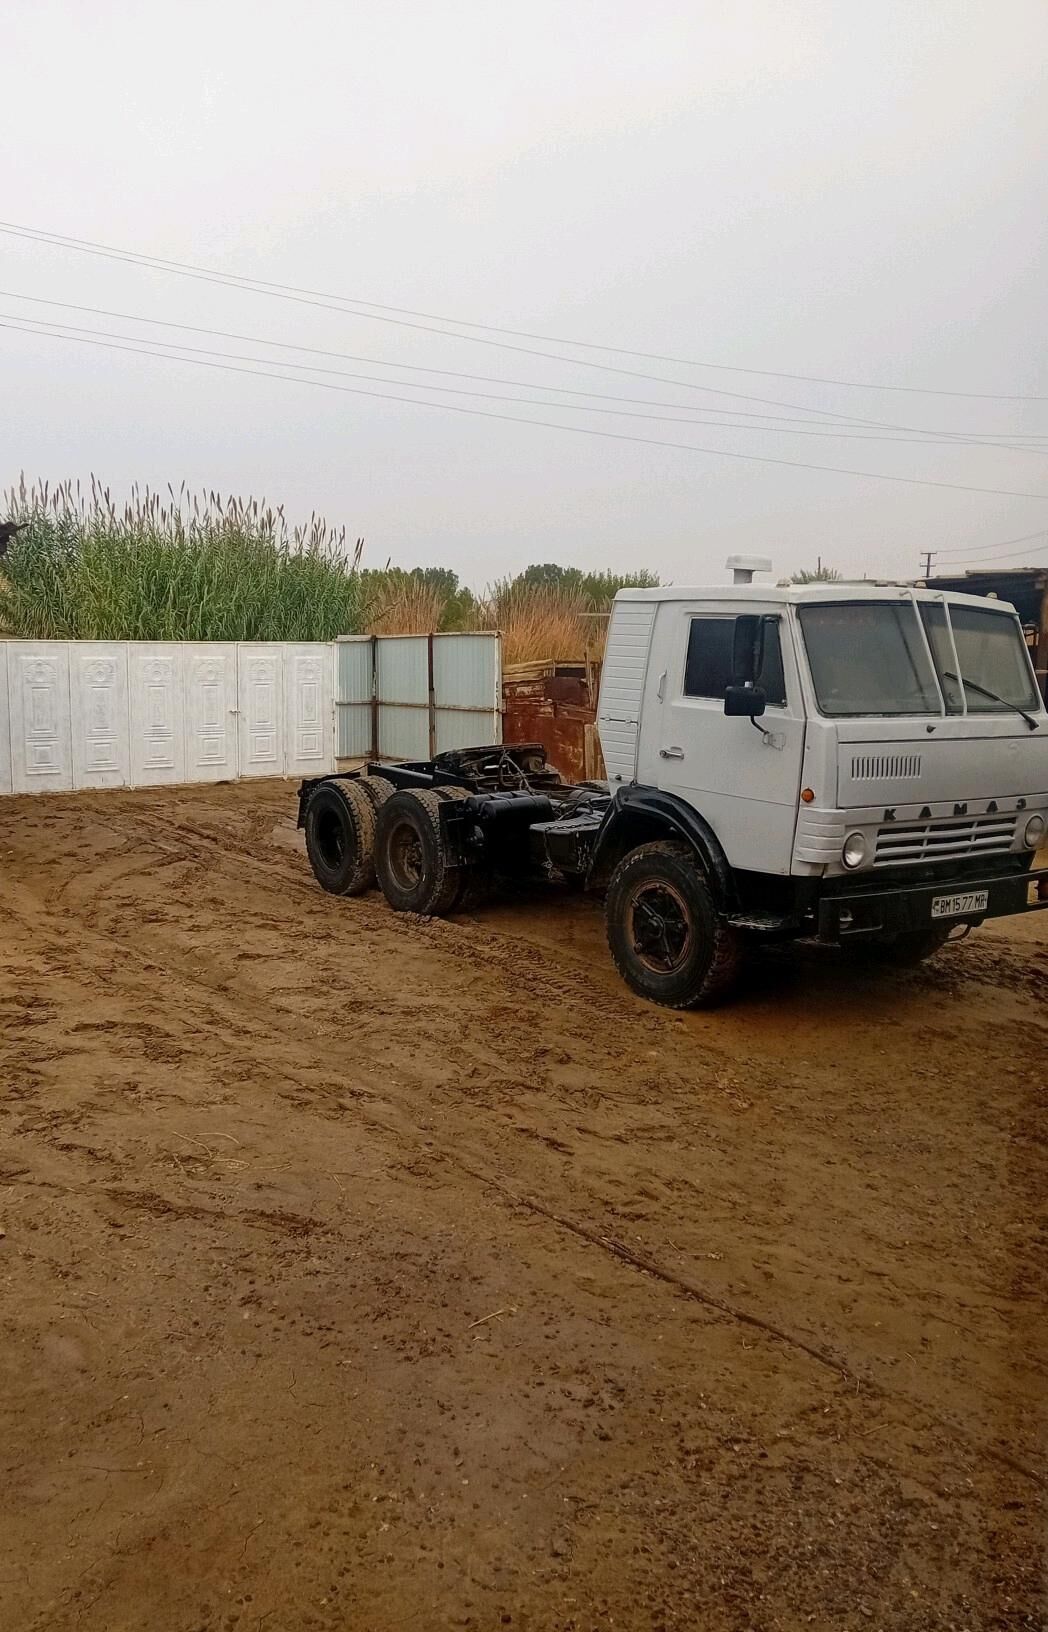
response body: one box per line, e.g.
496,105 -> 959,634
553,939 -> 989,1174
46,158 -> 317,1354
2,822 -> 1044,1497
101,798 -> 1048,1004
11,799 -> 1043,1283
2,784 -> 1045,1628
93,806 -> 1048,1273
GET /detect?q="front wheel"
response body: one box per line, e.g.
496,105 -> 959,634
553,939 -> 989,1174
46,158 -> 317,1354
605,840 -> 743,1008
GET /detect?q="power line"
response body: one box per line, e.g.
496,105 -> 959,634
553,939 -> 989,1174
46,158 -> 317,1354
9,309 -> 1047,457
7,287 -> 1044,442
6,317 -> 1048,503
3,218 -> 1045,404
930,542 -> 1048,570
923,530 -> 1048,576
4,288 -> 1045,455
934,529 -> 1048,558
5,220 -> 1041,434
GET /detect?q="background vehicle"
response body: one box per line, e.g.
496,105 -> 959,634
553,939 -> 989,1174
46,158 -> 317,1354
300,573 -> 1048,1007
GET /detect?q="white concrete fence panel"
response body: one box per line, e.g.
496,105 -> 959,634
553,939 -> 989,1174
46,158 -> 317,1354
0,640 -> 335,795
0,646 -> 10,796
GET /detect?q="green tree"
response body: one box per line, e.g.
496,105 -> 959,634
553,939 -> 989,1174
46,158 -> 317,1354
516,563 -> 659,607
408,566 -> 475,629
788,563 -> 842,584
519,562 -> 584,592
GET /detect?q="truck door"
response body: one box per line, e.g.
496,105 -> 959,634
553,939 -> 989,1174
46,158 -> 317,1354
645,603 -> 806,875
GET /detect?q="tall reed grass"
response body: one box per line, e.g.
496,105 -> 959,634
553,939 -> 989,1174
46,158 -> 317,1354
0,476 -> 368,641
1,475 -> 657,658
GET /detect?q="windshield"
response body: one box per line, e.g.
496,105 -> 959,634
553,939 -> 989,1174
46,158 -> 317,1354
798,599 -> 1040,719
798,602 -> 941,717
919,602 -> 1040,714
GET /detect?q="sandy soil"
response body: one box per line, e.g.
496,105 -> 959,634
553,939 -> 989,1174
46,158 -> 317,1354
0,780 -> 1045,1632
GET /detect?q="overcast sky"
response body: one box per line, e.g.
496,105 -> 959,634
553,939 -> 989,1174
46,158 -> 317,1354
3,0 -> 1047,588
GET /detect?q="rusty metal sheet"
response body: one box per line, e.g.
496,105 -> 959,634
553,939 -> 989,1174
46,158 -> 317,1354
502,661 -> 607,782
548,675 -> 590,705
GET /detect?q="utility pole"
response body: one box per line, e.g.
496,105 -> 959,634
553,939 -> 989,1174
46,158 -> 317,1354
921,550 -> 936,580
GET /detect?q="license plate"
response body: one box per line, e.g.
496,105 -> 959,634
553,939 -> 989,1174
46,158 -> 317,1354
931,889 -> 989,920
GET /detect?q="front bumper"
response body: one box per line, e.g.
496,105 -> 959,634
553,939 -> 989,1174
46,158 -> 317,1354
817,865 -> 1048,941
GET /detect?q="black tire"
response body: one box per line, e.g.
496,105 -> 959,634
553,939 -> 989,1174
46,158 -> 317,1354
357,773 -> 394,812
851,925 -> 953,966
429,785 -> 491,912
304,780 -> 377,896
374,789 -> 463,916
605,840 -> 743,1009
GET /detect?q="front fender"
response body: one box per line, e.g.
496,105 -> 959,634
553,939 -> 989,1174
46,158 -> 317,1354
586,784 -> 735,907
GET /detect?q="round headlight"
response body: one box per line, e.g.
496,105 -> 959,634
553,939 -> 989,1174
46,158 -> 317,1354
1023,813 -> 1046,850
842,831 -> 868,869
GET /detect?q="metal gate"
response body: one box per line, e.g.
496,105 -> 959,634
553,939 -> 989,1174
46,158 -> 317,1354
336,632 -> 502,763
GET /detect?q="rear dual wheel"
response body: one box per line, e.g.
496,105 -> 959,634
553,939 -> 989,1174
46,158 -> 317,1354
374,786 -> 473,916
303,775 -> 392,896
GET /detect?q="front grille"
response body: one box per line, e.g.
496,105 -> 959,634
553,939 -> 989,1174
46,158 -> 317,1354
874,813 -> 1016,865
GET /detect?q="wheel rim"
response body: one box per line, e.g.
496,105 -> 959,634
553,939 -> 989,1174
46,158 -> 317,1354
626,879 -> 693,975
314,805 -> 346,869
387,819 -> 425,891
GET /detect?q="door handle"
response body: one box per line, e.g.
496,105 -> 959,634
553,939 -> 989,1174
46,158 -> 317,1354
659,746 -> 685,760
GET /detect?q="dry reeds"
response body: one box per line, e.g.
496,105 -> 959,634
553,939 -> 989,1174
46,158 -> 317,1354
366,575 -> 448,635
466,578 -> 608,666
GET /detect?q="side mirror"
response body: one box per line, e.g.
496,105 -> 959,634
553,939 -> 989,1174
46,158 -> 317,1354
731,615 -> 762,684
724,684 -> 767,718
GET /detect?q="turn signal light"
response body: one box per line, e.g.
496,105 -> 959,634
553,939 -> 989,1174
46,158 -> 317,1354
801,787 -> 815,803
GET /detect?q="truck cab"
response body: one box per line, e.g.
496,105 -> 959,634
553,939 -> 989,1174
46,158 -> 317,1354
592,579 -> 1047,1000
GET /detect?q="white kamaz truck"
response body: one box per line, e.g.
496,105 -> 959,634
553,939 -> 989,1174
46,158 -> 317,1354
300,571 -> 1048,1007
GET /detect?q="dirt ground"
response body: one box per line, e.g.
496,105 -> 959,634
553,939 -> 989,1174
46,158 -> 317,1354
0,780 -> 1045,1632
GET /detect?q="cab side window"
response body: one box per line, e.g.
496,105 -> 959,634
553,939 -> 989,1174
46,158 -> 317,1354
683,618 -> 735,699
683,615 -> 787,707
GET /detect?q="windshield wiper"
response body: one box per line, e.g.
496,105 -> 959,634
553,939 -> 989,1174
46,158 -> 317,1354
943,670 -> 1039,731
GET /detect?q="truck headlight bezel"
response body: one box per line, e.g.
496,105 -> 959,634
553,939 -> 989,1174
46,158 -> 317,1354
1023,813 -> 1046,850
842,831 -> 868,869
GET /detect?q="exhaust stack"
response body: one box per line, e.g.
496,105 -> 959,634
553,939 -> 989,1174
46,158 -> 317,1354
726,555 -> 772,586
